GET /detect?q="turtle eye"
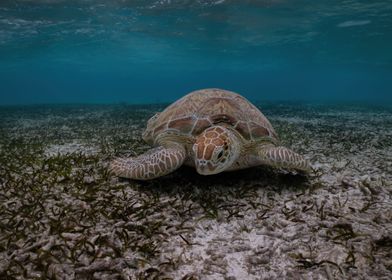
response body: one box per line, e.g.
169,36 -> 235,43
217,150 -> 224,159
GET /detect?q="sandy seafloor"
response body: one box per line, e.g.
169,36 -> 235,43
0,102 -> 391,280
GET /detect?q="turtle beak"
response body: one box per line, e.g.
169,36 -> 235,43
195,159 -> 208,174
195,160 -> 220,175
196,164 -> 208,175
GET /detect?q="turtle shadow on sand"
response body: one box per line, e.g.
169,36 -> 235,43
120,166 -> 311,201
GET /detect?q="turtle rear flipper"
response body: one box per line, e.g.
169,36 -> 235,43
110,143 -> 186,180
258,146 -> 310,172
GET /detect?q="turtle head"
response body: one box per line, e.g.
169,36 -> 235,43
193,126 -> 241,175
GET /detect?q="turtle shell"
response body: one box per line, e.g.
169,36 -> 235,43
142,88 -> 278,144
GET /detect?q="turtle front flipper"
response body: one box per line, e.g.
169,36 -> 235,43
258,146 -> 310,172
110,143 -> 186,180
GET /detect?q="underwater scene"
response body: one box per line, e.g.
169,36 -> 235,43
0,0 -> 392,279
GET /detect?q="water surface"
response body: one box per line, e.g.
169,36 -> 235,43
0,0 -> 391,105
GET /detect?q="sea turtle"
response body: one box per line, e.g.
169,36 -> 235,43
110,88 -> 310,180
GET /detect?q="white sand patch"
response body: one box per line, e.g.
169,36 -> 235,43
44,141 -> 98,156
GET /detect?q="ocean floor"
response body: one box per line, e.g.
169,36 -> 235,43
0,103 -> 391,279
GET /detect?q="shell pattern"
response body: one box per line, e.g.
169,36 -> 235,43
142,88 -> 278,145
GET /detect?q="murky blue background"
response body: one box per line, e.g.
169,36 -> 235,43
0,0 -> 391,105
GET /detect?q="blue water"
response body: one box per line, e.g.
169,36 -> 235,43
0,0 -> 391,105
